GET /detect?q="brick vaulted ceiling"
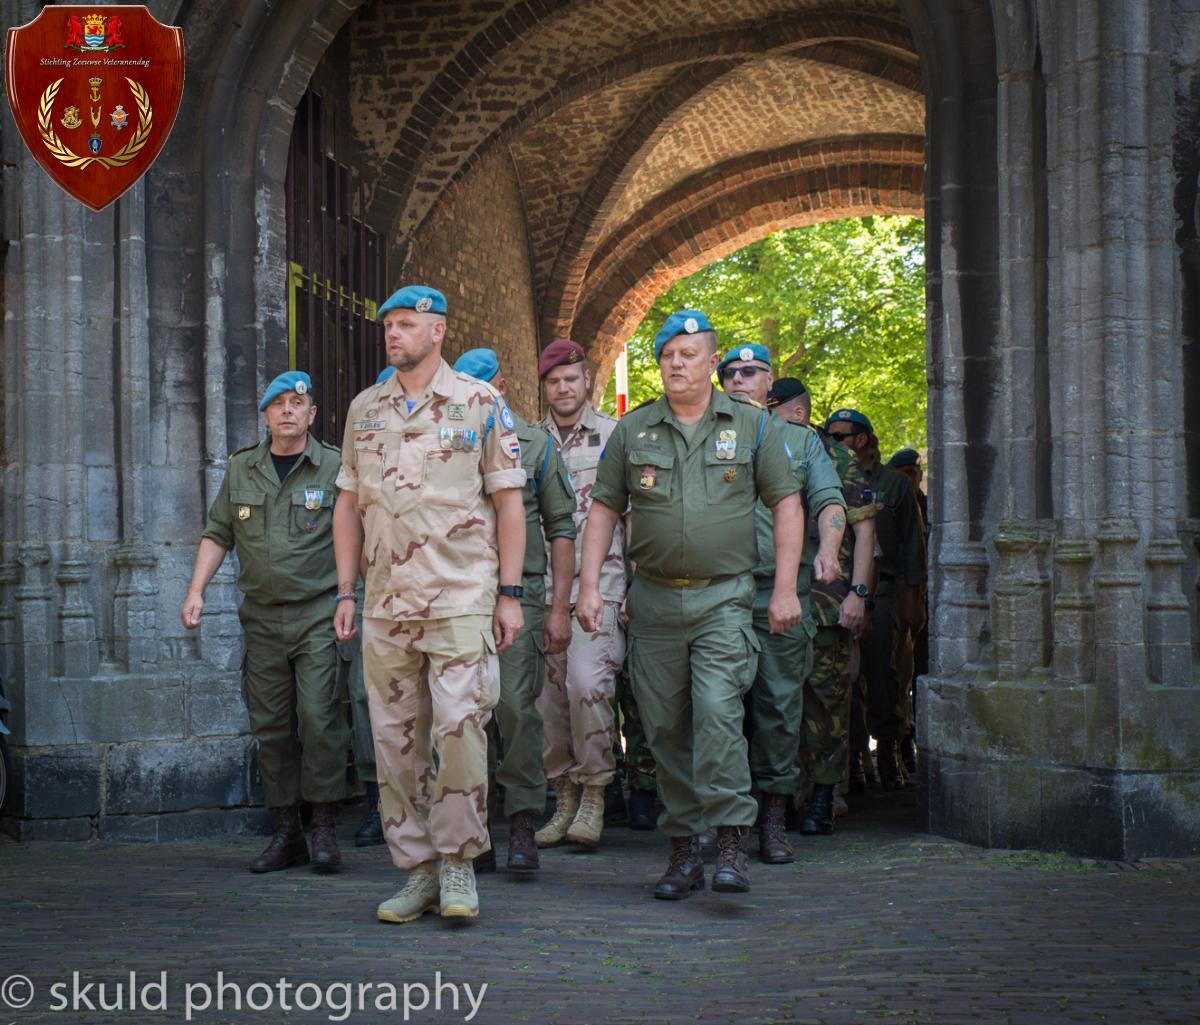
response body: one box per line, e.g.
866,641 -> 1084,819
347,0 -> 924,366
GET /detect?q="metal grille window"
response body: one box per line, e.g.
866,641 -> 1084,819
286,89 -> 388,444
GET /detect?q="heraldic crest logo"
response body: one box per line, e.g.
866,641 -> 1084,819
5,6 -> 185,211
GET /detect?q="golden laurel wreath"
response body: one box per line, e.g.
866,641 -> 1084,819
38,76 -> 153,169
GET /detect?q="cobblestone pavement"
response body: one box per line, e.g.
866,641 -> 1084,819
2,790 -> 1197,1025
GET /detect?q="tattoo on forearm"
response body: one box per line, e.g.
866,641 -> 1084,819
830,512 -> 844,531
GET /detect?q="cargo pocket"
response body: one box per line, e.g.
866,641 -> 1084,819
475,629 -> 500,712
738,621 -> 761,696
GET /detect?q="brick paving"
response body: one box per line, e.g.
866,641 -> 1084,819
2,791 -> 1197,1025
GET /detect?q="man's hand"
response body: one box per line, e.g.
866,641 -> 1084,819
814,550 -> 840,585
493,595 -> 524,653
838,592 -> 868,638
767,588 -> 802,635
334,598 -> 358,641
544,603 -> 572,655
181,590 -> 204,630
575,587 -> 604,633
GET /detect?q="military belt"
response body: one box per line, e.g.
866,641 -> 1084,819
636,569 -> 735,589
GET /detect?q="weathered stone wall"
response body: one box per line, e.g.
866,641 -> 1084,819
398,149 -> 542,420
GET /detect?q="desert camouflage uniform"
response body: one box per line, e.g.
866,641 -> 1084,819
535,404 -> 628,788
338,360 -> 526,870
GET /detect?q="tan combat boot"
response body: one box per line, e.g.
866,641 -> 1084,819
566,783 -> 606,848
376,861 -> 439,924
438,855 -> 479,919
534,777 -> 579,848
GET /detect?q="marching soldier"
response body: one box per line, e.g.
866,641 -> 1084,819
533,339 -> 631,850
452,348 -> 577,873
769,379 -> 877,833
333,286 -> 527,924
182,371 -> 349,874
577,310 -> 803,900
824,410 -> 926,790
717,351 -> 845,864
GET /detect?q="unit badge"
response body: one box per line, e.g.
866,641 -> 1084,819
5,6 -> 186,210
237,504 -> 250,521
640,466 -> 657,490
447,403 -> 466,421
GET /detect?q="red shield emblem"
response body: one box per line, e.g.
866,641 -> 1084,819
5,6 -> 184,211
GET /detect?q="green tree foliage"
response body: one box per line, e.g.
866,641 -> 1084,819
602,216 -> 926,453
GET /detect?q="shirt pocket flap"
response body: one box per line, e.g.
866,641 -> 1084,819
628,448 -> 675,469
229,488 -> 266,508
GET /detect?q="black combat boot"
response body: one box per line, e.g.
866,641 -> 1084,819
249,805 -> 309,873
628,788 -> 657,830
653,836 -> 704,900
801,783 -> 835,835
354,782 -> 384,847
507,811 -> 540,872
711,826 -> 751,893
603,779 -> 628,826
309,802 -> 342,872
848,751 -> 867,796
757,794 -> 795,863
876,741 -> 904,791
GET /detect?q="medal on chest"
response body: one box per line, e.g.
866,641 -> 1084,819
304,488 -> 323,510
715,429 -> 738,461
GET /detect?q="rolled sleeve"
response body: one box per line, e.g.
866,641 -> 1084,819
336,409 -> 359,492
589,422 -> 630,512
484,468 -> 527,493
200,475 -> 235,549
805,435 -> 846,519
753,414 -> 801,507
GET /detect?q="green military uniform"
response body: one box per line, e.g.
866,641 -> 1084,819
748,421 -> 844,795
861,458 -> 926,747
591,390 -> 799,836
488,413 -> 576,819
202,434 -> 349,808
803,433 -> 877,786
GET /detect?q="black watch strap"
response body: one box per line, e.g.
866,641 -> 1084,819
498,585 -> 524,599
851,584 -> 871,598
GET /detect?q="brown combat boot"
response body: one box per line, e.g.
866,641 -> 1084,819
711,826 -> 751,893
758,793 -> 795,864
653,835 -> 704,900
249,805 -> 309,873
310,802 -> 342,872
507,811 -> 540,872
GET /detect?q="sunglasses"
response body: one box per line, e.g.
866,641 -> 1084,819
721,366 -> 765,381
827,429 -> 864,441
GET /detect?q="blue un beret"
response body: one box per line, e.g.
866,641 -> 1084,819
259,370 -> 312,411
825,408 -> 873,433
452,347 -> 500,383
376,366 -> 397,385
377,285 -> 447,318
718,343 -> 772,374
888,447 -> 921,469
653,309 -> 713,360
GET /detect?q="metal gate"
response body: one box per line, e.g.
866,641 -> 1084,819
286,89 -> 388,444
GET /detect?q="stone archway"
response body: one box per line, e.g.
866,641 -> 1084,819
2,0 -> 1195,855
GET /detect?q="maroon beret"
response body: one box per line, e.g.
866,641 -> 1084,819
538,338 -> 586,379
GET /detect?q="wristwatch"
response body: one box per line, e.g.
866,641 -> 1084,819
498,585 -> 524,599
850,584 -> 871,599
